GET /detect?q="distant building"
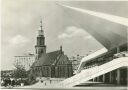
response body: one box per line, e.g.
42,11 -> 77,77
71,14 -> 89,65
14,53 -> 35,71
30,20 -> 73,78
69,55 -> 84,74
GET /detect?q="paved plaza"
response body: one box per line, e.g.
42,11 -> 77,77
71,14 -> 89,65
1,87 -> 128,90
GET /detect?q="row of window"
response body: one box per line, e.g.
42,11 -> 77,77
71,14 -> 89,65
33,66 -> 73,77
15,57 -> 35,60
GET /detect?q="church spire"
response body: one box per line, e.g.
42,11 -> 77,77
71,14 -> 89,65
60,45 -> 63,54
35,19 -> 46,60
40,19 -> 43,31
60,45 -> 62,51
38,19 -> 44,36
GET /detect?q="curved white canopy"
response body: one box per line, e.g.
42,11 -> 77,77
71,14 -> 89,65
60,4 -> 127,50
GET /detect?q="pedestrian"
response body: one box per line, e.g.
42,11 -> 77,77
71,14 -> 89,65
11,79 -> 15,87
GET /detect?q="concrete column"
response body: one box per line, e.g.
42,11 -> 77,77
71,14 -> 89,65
97,76 -> 100,82
93,78 -> 95,82
103,74 -> 105,82
117,69 -> 120,85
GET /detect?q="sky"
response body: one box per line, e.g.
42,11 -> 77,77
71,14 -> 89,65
1,0 -> 128,70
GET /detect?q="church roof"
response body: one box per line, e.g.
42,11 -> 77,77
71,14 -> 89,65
47,50 -> 61,64
31,50 -> 69,67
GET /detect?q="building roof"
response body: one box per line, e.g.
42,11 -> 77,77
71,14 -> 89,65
60,5 -> 128,73
14,53 -> 35,57
31,50 -> 70,67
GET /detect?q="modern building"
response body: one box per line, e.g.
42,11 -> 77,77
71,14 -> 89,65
78,46 -> 127,85
58,5 -> 128,87
14,53 -> 35,71
30,20 -> 73,78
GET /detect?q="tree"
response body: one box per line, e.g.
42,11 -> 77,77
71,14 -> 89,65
12,62 -> 35,85
13,64 -> 28,79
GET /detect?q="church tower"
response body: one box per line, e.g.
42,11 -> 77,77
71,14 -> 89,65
35,20 -> 46,60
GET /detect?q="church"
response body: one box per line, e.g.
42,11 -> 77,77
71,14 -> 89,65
30,20 -> 73,78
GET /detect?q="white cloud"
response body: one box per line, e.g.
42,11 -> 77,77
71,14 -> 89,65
9,35 -> 29,46
58,26 -> 92,40
84,35 -> 92,40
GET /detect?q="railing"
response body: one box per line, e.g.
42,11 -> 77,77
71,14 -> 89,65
82,51 -> 128,70
114,51 -> 128,58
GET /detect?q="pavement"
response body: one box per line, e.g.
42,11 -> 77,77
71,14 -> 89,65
1,81 -> 128,90
1,87 -> 128,90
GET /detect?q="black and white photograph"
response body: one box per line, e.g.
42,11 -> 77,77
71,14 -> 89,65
1,0 -> 128,90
